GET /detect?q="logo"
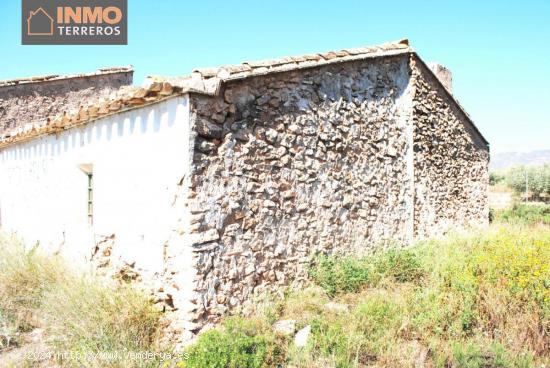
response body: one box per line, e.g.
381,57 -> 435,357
22,0 -> 127,45
27,7 -> 53,35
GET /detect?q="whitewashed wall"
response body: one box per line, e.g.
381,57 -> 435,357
0,96 -> 191,275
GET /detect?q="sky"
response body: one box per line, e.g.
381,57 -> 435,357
0,0 -> 548,154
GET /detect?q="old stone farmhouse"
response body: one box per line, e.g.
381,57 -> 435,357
0,40 -> 489,342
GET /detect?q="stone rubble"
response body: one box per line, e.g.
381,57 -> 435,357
294,325 -> 311,347
273,319 -> 297,336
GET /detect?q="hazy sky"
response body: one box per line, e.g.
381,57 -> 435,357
1,0 -> 548,154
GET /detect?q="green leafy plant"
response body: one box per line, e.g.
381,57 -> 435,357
494,203 -> 550,225
373,248 -> 424,283
309,248 -> 424,297
184,317 -> 284,368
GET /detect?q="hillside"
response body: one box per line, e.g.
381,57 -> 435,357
491,149 -> 550,170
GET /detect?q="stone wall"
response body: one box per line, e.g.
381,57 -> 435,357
183,55 -> 415,331
0,69 -> 133,135
411,56 -> 489,237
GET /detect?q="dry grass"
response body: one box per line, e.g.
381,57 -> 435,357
0,235 -> 164,368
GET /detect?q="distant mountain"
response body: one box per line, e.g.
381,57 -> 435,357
490,150 -> 550,171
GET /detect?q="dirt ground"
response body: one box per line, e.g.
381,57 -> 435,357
488,185 -> 514,209
0,329 -> 58,368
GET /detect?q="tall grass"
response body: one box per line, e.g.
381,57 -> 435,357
185,224 -> 550,367
0,235 -> 163,368
2,220 -> 549,367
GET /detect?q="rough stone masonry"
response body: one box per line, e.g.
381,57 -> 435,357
160,44 -> 489,341
0,67 -> 133,135
0,41 -> 489,344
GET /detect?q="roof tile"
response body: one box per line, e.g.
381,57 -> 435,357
0,40 -> 412,148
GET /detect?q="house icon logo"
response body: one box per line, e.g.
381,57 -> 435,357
22,0 -> 128,45
27,7 -> 54,36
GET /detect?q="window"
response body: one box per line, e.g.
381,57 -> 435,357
87,173 -> 93,226
79,164 -> 93,227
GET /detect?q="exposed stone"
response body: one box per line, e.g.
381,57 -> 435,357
195,117 -> 223,139
273,319 -> 296,336
294,325 -> 311,347
184,53 -> 488,341
190,229 -> 219,246
265,128 -> 278,144
197,140 -> 217,153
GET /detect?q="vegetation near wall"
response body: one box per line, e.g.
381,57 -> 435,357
0,237 -> 165,368
2,205 -> 550,367
184,220 -> 550,368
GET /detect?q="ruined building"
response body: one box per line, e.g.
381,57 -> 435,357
0,40 -> 489,342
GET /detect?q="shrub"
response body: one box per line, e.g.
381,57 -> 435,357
415,225 -> 550,353
304,292 -> 403,367
309,249 -> 424,296
184,318 -> 284,368
309,256 -> 373,296
373,248 -> 424,283
304,225 -> 550,365
490,171 -> 506,185
494,203 -> 550,225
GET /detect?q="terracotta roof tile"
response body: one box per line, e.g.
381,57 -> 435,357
0,82 -> 182,148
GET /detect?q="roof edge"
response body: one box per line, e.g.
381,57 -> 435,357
147,41 -> 412,97
0,93 -> 183,150
0,78 -> 185,150
0,66 -> 134,88
2,40 -> 488,150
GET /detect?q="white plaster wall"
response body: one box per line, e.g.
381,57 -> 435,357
0,96 -> 191,275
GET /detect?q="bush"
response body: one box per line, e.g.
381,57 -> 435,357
416,225 -> 550,354
184,318 -> 284,368
297,225 -> 550,366
494,203 -> 550,225
373,249 -> 424,283
309,249 -> 424,296
299,292 -> 403,367
308,256 -> 373,296
490,171 -> 506,185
